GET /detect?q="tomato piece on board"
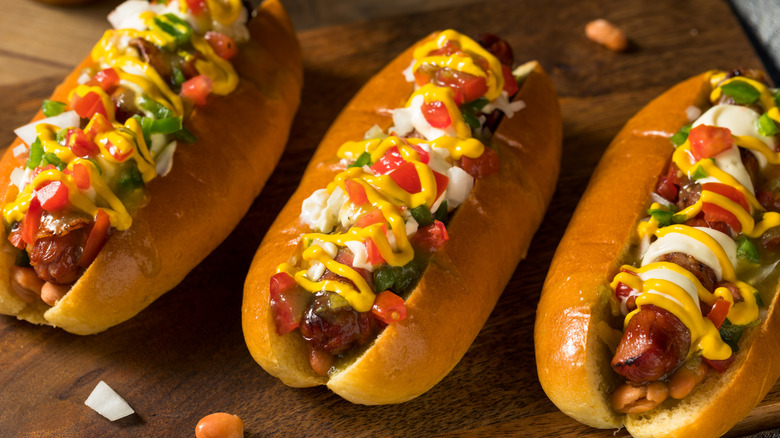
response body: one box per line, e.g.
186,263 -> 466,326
371,290 -> 407,325
35,181 -> 69,212
181,75 -> 213,106
78,208 -> 110,268
421,100 -> 452,129
461,147 -> 499,178
689,125 -> 734,161
269,272 -> 310,335
205,31 -> 237,60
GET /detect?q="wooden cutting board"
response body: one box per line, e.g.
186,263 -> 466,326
1,0 -> 778,436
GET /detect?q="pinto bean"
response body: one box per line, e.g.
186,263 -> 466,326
585,19 -> 628,52
10,266 -> 44,303
40,282 -> 70,306
612,381 -> 669,414
195,412 -> 243,438
668,359 -> 708,399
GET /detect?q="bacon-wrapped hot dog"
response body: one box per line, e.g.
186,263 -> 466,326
535,69 -> 780,437
0,0 -> 302,334
242,30 -> 562,404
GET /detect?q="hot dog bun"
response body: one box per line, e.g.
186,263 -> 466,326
242,32 -> 562,404
535,72 -> 780,436
0,0 -> 302,335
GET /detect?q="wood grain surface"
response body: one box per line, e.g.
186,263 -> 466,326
0,0 -> 778,436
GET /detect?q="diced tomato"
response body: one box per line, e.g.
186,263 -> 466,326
84,113 -> 113,140
180,75 -> 213,106
185,0 -> 207,15
35,181 -> 69,212
90,68 -> 120,93
502,64 -> 518,96
104,139 -> 132,162
269,272 -> 310,335
656,164 -> 683,202
364,238 -> 385,265
389,161 -> 422,193
70,90 -> 109,120
433,170 -> 449,201
67,128 -> 100,157
461,147 -> 500,178
21,197 -> 43,245
421,100 -> 452,129
370,147 -> 406,175
70,163 -> 91,190
411,220 -> 449,252
706,298 -> 731,330
702,182 -> 750,212
704,354 -> 736,373
428,41 -> 461,58
689,125 -> 734,161
407,142 -> 430,164
354,209 -> 387,231
370,290 -> 407,325
345,179 -> 368,205
205,31 -> 237,60
433,68 -> 488,105
701,202 -> 741,233
78,208 -> 110,268
32,164 -> 56,180
7,225 -> 24,249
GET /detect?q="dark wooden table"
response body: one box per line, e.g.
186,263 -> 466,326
1,0 -> 778,436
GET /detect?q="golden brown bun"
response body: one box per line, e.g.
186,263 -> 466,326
0,0 -> 303,335
242,32 -> 562,404
534,72 -> 780,437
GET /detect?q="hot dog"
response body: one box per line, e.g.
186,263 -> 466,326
0,0 -> 302,335
535,69 -> 780,436
242,30 -> 562,404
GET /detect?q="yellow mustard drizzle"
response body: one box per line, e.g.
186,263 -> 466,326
613,72 -> 778,362
2,4 -> 244,235
412,29 -> 505,101
408,84 -> 472,139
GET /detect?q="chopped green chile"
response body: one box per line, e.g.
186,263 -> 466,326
410,204 -> 434,227
719,319 -> 761,351
373,257 -> 425,296
139,96 -> 173,119
434,200 -> 448,224
151,116 -> 183,135
758,113 -> 779,137
55,128 -> 69,145
42,152 -> 66,171
648,208 -> 674,227
26,138 -> 44,169
42,99 -> 67,117
670,124 -> 691,147
690,164 -> 708,180
737,236 -> 759,264
173,127 -> 197,143
349,151 -> 372,169
462,110 -> 481,130
172,66 -> 186,87
117,164 -> 144,194
720,80 -> 761,105
153,13 -> 193,45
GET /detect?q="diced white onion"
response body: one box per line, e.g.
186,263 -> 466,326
445,166 -> 474,209
14,111 -> 80,146
84,381 -> 134,421
345,240 -> 373,271
685,105 -> 702,122
482,91 -> 526,118
154,141 -> 177,177
402,59 -> 417,83
10,168 -> 26,191
306,261 -> 325,281
108,0 -> 153,30
12,144 -> 28,158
